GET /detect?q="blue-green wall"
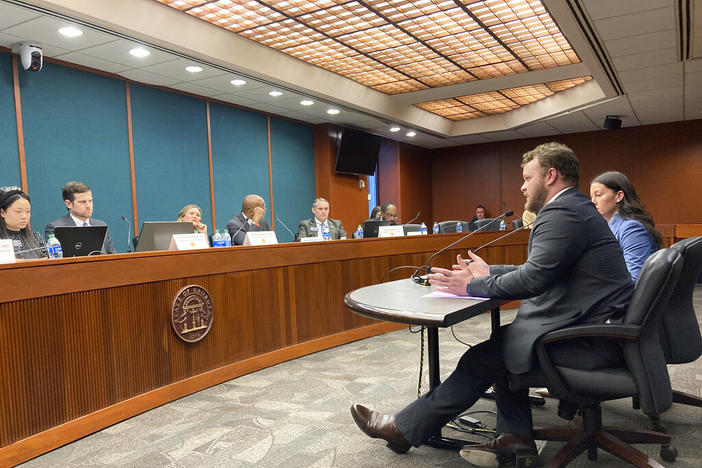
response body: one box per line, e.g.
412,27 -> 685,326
1,59 -> 315,252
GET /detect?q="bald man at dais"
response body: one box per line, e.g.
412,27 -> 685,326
226,194 -> 272,245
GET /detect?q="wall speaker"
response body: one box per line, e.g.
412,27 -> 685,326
603,115 -> 622,130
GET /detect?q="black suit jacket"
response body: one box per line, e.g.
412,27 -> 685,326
470,187 -> 633,374
295,218 -> 347,241
226,212 -> 272,246
44,214 -> 116,254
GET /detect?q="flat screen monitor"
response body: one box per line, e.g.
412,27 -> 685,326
362,219 -> 392,238
134,221 -> 195,252
335,128 -> 381,176
54,226 -> 107,257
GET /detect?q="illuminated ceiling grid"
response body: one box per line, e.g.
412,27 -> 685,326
416,75 -> 593,120
157,0 -> 582,95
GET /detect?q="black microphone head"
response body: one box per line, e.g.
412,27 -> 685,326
504,210 -> 514,217
121,215 -> 128,221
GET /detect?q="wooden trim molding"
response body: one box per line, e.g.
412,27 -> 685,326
11,55 -> 28,193
206,101 -> 216,230
267,115 -> 275,228
125,82 -> 138,237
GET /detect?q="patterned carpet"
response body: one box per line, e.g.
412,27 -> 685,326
22,287 -> 702,467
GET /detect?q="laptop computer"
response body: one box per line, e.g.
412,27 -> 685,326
135,221 -> 196,252
54,226 -> 108,257
362,219 -> 392,238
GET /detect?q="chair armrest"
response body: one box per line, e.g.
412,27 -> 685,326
541,324 -> 641,344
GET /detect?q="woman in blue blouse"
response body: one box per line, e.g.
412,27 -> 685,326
590,171 -> 662,281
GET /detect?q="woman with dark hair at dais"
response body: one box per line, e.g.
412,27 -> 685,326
0,186 -> 48,260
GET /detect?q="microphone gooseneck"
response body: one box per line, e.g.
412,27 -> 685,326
229,215 -> 248,245
120,215 -> 132,253
405,211 -> 421,225
275,215 -> 295,240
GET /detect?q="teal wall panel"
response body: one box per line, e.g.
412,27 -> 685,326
0,52 -> 20,188
270,117 -> 315,242
19,62 -> 131,252
210,102 -> 270,230
130,84 -> 211,233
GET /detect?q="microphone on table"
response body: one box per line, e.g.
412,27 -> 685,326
120,215 -> 132,253
423,210 -> 514,276
275,215 -> 296,241
404,211 -> 421,225
229,219 -> 248,246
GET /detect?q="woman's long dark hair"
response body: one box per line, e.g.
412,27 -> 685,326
592,171 -> 663,248
0,188 -> 42,250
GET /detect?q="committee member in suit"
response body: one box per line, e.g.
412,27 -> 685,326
45,181 -> 116,254
380,202 -> 398,224
0,186 -> 47,260
591,171 -> 662,282
295,198 -> 347,241
226,194 -> 271,245
350,143 -> 634,467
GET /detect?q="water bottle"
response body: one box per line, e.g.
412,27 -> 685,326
354,225 -> 363,239
222,229 -> 231,247
420,222 -> 427,235
46,234 -> 63,259
322,223 -> 331,241
212,229 -> 224,248
499,219 -> 506,231
433,222 -> 439,234
456,222 -> 463,233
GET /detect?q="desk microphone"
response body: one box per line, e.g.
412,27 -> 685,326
120,215 -> 132,253
275,215 -> 295,241
424,210 -> 514,276
229,218 -> 248,245
405,211 -> 421,225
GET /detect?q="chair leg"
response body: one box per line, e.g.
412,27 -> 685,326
604,427 -> 671,445
533,427 -> 581,442
545,431 -> 594,468
595,431 -> 666,468
672,389 -> 702,407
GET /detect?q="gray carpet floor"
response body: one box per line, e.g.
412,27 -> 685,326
22,287 -> 702,467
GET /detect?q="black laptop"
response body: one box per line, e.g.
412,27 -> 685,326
134,221 -> 196,252
54,226 -> 108,257
362,219 -> 392,238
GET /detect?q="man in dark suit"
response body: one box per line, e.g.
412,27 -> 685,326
44,181 -> 116,254
295,198 -> 347,241
226,194 -> 272,245
350,143 -> 634,467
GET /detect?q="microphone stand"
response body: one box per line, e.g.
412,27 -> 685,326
275,215 -> 296,241
404,211 -> 421,225
121,216 -> 132,253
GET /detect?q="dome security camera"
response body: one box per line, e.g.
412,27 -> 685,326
11,42 -> 43,72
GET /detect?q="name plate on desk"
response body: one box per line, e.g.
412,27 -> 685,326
0,239 -> 16,264
378,225 -> 405,237
300,236 -> 320,243
169,233 -> 210,250
243,231 -> 278,246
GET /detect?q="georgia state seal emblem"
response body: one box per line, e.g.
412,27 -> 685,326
171,285 -> 214,343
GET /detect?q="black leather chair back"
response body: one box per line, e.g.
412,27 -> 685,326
402,223 -> 421,235
437,220 -> 469,233
659,236 -> 702,364
512,219 -> 524,230
474,218 -> 501,231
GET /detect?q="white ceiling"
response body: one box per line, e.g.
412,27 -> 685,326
0,0 -> 699,148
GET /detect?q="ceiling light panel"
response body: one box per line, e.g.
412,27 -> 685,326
156,0 -> 581,97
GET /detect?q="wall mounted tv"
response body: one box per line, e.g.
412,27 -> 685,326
334,128 -> 381,176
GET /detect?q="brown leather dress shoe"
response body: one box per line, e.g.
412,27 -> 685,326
459,433 -> 538,467
350,404 -> 412,454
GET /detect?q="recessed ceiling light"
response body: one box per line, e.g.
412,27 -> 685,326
390,126 -> 400,132
58,26 -> 83,38
406,131 -> 416,137
269,90 -> 284,97
230,79 -> 247,86
326,108 -> 340,115
129,47 -> 150,58
300,99 -> 314,106
185,65 -> 203,73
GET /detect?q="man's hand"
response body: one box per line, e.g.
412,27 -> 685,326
428,252 -> 490,296
251,206 -> 265,224
463,250 -> 489,278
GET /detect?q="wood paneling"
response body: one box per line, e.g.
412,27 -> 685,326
430,120 -> 702,224
0,233 -> 529,465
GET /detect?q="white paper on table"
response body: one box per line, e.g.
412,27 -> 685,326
422,290 -> 490,300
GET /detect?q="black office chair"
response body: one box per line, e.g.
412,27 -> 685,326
473,218 -> 502,231
437,220 -> 469,233
512,219 -> 524,230
510,248 -> 683,467
402,223 -> 421,235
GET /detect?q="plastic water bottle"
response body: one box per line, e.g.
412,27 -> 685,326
433,222 -> 439,234
456,222 -> 463,233
322,224 -> 331,241
212,229 -> 224,248
222,229 -> 231,247
499,219 -> 507,231
354,225 -> 363,239
420,222 -> 427,235
46,234 -> 63,259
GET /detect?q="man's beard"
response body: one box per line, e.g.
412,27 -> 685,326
524,181 -> 548,213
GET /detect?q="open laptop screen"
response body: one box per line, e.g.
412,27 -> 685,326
54,226 -> 108,257
135,221 -> 195,252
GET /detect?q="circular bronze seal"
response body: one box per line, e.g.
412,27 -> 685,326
171,285 -> 214,343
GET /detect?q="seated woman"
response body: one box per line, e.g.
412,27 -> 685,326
590,171 -> 662,281
369,205 -> 382,220
177,204 -> 207,235
0,186 -> 48,260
